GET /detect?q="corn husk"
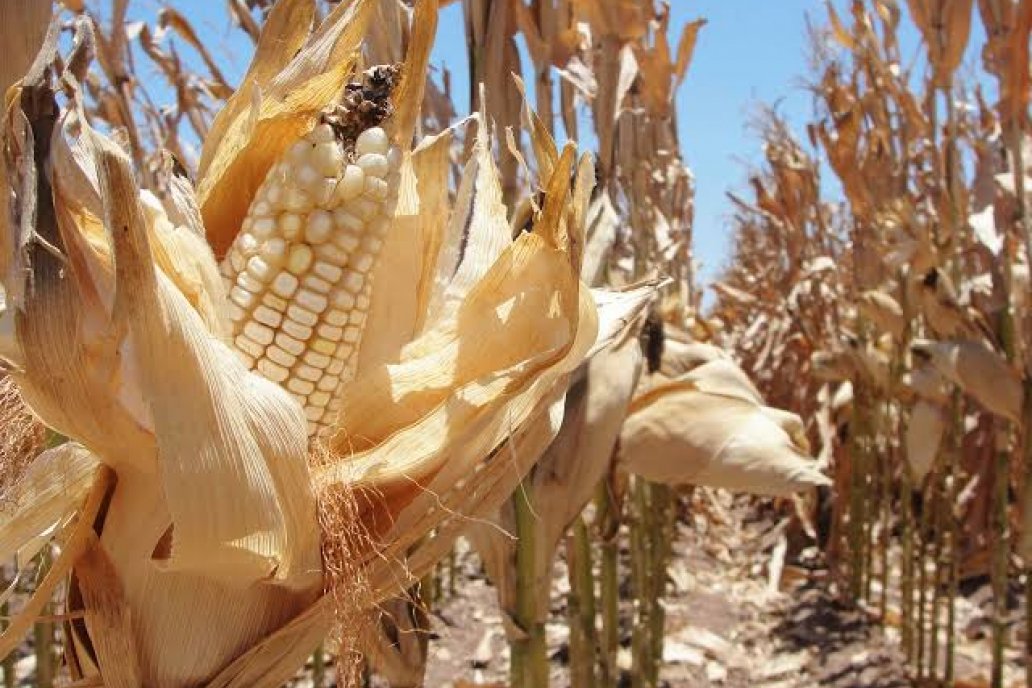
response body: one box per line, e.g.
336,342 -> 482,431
905,399 -> 947,482
619,359 -> 829,495
911,338 -> 1022,422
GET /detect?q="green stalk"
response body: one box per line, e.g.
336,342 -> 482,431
878,415 -> 891,620
567,517 -> 597,688
628,479 -> 649,688
990,435 -> 1009,688
511,478 -> 548,688
647,483 -> 673,687
929,467 -> 944,680
900,463 -> 915,662
944,394 -> 962,685
596,479 -> 620,688
848,385 -> 868,602
916,478 -> 933,678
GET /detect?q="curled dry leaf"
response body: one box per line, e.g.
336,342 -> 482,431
911,338 -> 1022,422
906,399 -> 947,482
619,359 -> 829,496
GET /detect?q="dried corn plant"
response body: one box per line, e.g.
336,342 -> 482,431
716,1 -> 1032,685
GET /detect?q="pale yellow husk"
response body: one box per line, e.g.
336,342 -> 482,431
619,358 -> 830,495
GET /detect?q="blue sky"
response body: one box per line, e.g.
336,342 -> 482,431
135,1 -> 985,286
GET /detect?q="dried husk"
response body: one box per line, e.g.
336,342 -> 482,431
906,399 -> 947,482
619,359 -> 829,495
912,338 -> 1023,422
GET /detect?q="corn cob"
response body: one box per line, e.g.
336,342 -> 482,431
220,121 -> 400,435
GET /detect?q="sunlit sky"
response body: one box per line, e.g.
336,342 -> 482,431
138,1 -> 988,287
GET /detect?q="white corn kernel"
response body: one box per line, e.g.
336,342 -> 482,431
305,405 -> 325,422
238,232 -> 259,255
302,274 -> 332,294
318,324 -> 343,340
313,261 -> 343,283
247,256 -> 275,282
236,271 -> 264,294
333,208 -> 363,233
315,243 -> 348,264
333,290 -> 356,309
342,270 -> 364,293
253,305 -> 282,328
276,332 -> 305,356
305,209 -> 334,244
251,217 -> 277,238
297,364 -> 321,382
284,188 -> 313,213
287,245 -> 314,274
325,309 -> 348,327
295,289 -> 328,315
282,319 -> 313,341
328,358 -> 346,375
354,253 -> 374,273
334,165 -> 365,203
312,338 -> 336,356
288,378 -> 315,395
310,391 -> 331,408
355,127 -> 389,156
279,213 -> 303,240
261,238 -> 288,265
230,286 -> 256,309
272,272 -> 299,298
312,142 -> 343,177
356,153 -> 389,178
263,292 -> 288,311
257,359 -> 289,383
296,165 -> 321,191
343,326 -> 361,344
317,375 -> 339,392
243,322 -> 274,346
304,350 -> 331,368
335,230 -> 360,252
266,345 -> 296,368
235,334 -> 265,358
287,305 -> 319,328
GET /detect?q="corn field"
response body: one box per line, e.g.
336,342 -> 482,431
0,0 -> 1029,687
